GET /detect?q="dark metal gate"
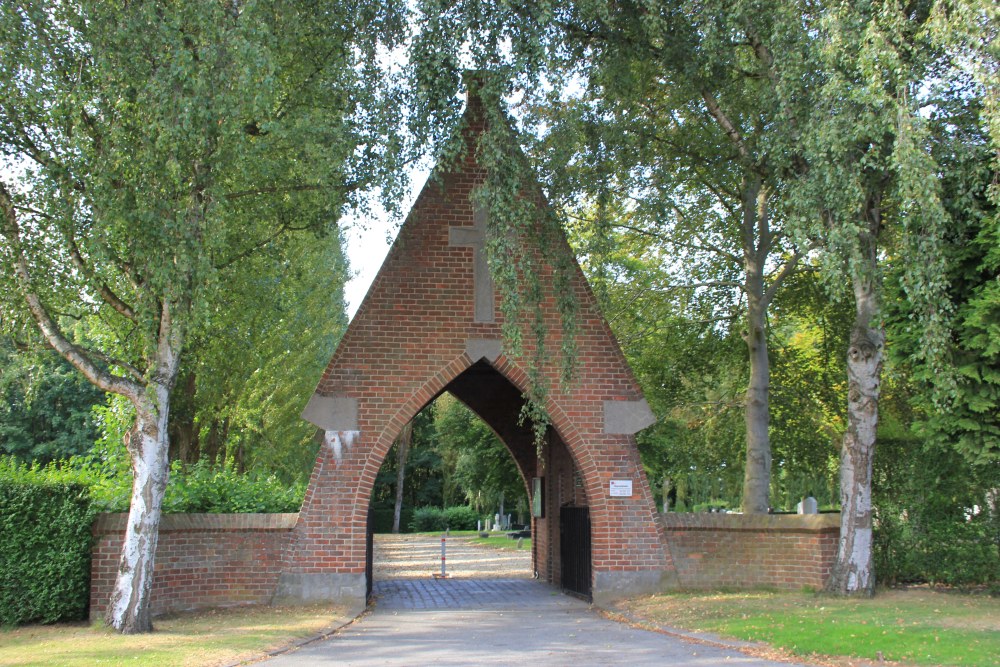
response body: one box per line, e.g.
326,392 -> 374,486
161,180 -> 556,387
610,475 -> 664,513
560,506 -> 592,600
365,504 -> 375,601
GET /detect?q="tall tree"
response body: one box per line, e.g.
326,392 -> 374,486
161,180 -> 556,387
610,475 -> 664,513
0,0 -> 407,632
792,0 -> 953,595
167,230 -> 351,483
412,0 -> 818,513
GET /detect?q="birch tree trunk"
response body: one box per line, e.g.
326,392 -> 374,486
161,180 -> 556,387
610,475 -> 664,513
826,214 -> 882,596
104,391 -> 172,633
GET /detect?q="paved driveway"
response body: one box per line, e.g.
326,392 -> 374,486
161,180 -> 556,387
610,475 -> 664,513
259,536 -> 813,667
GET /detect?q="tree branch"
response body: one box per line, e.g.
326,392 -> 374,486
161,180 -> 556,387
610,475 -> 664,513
651,280 -> 744,292
223,183 -> 329,201
0,181 -> 143,400
701,90 -> 750,160
764,251 -> 804,305
64,230 -> 138,322
213,219 -> 309,270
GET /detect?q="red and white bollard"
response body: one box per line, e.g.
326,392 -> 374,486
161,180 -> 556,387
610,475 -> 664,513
433,534 -> 449,579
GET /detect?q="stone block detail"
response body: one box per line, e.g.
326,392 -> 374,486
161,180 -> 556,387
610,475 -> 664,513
301,393 -> 358,431
592,569 -> 679,607
272,572 -> 367,611
466,338 -> 502,362
603,399 -> 656,434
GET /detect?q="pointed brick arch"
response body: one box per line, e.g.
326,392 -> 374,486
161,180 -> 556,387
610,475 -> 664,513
273,83 -> 677,607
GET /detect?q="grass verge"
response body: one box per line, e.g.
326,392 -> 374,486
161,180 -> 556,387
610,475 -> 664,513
619,588 -> 999,667
0,604 -> 349,667
471,534 -> 532,550
405,530 -> 532,551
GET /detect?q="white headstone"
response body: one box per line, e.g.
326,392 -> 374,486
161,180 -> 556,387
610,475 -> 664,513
797,496 -> 818,514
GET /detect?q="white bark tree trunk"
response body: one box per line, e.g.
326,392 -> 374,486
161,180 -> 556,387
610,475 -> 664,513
105,300 -> 184,632
104,385 -> 173,632
826,214 -> 882,596
4,185 -> 185,630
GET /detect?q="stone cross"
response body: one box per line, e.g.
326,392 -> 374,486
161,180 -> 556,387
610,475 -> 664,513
449,202 -> 495,323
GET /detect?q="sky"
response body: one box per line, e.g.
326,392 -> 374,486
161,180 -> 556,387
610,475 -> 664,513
341,210 -> 396,320
341,168 -> 430,319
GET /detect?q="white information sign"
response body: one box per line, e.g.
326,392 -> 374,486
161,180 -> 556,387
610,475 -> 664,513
609,479 -> 633,497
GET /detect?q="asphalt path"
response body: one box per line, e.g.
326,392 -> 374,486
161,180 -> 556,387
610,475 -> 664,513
258,536 -> 814,667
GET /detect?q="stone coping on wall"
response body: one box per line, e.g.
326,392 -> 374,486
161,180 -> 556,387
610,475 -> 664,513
92,512 -> 299,534
661,511 -> 840,532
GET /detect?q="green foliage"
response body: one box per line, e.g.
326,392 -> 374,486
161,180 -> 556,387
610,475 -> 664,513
873,437 -> 1000,587
81,458 -> 304,515
371,406 -> 443,512
167,231 -> 350,484
443,505 -> 480,531
0,341 -> 104,464
888,125 -> 1000,465
371,507 -> 415,534
435,395 -> 527,516
409,506 -> 448,532
408,505 -> 480,532
0,458 -> 95,626
162,461 -> 303,514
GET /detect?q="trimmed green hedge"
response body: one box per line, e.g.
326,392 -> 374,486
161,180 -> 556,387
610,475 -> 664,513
408,505 -> 481,532
371,507 -> 415,533
86,459 -> 304,514
0,456 -> 306,627
0,461 -> 96,626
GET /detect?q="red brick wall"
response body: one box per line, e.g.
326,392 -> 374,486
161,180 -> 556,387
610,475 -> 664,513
661,513 -> 839,590
90,513 -> 295,619
90,512 -> 839,616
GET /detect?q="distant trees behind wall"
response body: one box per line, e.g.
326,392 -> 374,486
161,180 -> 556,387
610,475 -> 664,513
370,394 -> 529,533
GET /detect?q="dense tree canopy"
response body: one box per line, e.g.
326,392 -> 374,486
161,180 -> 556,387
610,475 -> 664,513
0,0 -> 410,632
1,0 -> 997,617
0,340 -> 103,463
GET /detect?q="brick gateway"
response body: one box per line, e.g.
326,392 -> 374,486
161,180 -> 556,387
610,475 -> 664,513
275,82 -> 675,607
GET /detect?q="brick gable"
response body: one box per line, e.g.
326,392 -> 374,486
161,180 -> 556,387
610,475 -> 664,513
276,83 -> 677,605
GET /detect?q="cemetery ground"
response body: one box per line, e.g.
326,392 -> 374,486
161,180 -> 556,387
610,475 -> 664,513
0,534 -> 996,666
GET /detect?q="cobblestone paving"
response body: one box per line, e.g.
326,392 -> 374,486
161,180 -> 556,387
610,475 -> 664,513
373,577 -> 573,610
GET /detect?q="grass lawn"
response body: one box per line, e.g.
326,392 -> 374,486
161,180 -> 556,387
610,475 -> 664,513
0,604 -> 349,667
407,530 -> 532,551
471,533 -> 532,550
619,588 -> 1000,667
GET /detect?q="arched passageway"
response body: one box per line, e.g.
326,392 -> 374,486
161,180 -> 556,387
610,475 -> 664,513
366,361 -> 593,599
